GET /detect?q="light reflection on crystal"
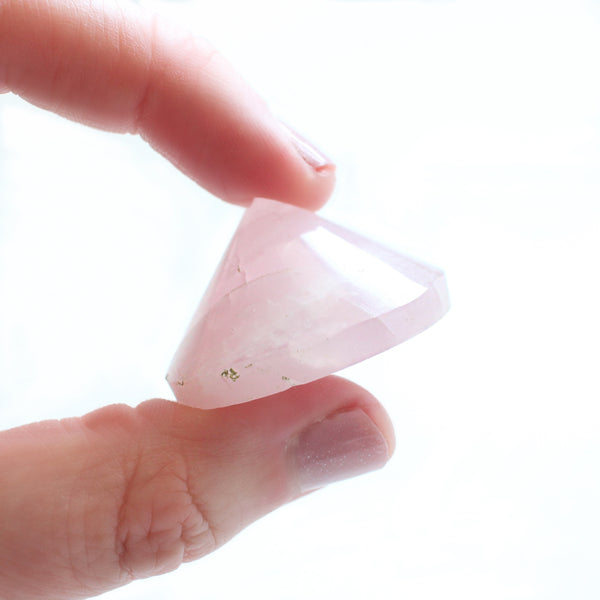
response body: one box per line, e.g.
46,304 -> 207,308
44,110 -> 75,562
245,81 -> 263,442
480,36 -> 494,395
302,227 -> 426,313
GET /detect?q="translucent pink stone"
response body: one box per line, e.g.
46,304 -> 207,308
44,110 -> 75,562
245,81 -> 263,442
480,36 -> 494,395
167,198 -> 450,408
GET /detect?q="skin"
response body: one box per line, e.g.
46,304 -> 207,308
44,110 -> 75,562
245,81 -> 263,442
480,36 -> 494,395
0,1 -> 396,599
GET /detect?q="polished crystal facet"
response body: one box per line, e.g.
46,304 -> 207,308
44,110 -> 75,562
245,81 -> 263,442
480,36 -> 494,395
167,198 -> 450,408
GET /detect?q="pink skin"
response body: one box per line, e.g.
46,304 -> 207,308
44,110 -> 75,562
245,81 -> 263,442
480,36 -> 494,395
0,2 -> 395,599
0,0 -> 334,208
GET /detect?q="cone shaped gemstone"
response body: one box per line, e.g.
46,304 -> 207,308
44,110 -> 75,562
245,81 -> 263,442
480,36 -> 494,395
167,198 -> 449,408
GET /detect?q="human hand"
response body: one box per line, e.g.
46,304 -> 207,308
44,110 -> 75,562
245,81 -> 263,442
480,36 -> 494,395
0,1 -> 395,599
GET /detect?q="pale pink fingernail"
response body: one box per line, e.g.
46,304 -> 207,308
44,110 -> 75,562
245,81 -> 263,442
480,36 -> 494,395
290,409 -> 390,493
283,124 -> 334,172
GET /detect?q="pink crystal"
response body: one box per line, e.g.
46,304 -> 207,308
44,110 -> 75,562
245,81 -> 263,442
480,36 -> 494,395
167,198 -> 449,408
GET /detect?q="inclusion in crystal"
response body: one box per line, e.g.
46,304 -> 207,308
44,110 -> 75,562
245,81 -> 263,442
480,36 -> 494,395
166,198 -> 449,408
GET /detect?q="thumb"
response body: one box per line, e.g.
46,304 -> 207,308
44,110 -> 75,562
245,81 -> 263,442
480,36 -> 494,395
0,376 -> 394,600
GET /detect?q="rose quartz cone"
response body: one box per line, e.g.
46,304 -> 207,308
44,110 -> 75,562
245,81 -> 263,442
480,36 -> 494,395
167,198 -> 450,408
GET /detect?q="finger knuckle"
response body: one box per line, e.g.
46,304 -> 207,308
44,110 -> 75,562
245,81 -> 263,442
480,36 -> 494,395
115,451 -> 217,580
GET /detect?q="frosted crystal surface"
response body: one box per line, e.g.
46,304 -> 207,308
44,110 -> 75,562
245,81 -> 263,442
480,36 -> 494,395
167,198 -> 450,408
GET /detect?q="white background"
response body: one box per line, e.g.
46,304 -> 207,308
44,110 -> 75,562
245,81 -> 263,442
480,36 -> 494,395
1,0 -> 599,598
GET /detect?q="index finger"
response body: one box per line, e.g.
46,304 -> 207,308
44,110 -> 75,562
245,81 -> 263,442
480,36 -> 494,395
0,0 -> 335,208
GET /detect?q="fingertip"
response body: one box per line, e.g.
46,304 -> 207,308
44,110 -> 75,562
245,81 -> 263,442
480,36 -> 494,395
270,376 -> 394,493
273,124 -> 337,211
294,161 -> 337,212
297,375 -> 396,459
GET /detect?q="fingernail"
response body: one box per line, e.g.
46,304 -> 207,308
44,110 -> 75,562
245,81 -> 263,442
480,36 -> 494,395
283,124 -> 333,172
290,409 -> 390,493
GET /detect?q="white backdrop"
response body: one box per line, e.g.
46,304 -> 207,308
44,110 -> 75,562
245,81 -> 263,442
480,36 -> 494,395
1,0 -> 599,598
